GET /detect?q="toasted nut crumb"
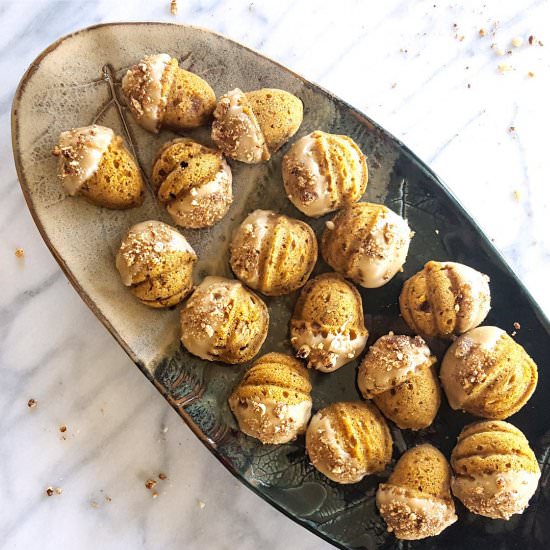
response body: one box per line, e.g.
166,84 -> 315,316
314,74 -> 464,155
528,71 -> 535,78
158,473 -> 167,480
497,63 -> 511,73
479,28 -> 487,37
152,491 -> 159,499
90,500 -> 99,509
513,190 -> 522,201
105,495 -> 112,503
513,322 -> 521,330
325,221 -> 335,230
528,35 -> 535,45
15,248 -> 25,258
55,487 -> 63,495
170,0 -> 178,15
197,499 -> 206,509
46,487 -> 54,497
27,398 -> 37,408
59,425 -> 67,433
491,44 -> 505,56
511,37 -> 523,48
145,479 -> 157,490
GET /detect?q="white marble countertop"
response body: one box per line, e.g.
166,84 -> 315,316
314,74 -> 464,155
2,1 -> 549,548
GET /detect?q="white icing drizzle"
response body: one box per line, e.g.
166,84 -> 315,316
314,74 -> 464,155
56,125 -> 114,195
121,53 -> 172,132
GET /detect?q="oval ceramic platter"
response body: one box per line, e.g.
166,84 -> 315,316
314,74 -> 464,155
11,22 -> 550,550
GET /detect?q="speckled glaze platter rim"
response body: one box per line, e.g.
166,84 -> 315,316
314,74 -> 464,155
12,22 -> 550,550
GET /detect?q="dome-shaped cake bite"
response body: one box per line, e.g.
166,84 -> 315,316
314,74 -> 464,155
290,273 -> 368,372
358,334 -> 440,430
321,202 -> 412,288
440,326 -> 537,419
282,131 -> 368,217
151,138 -> 232,228
53,125 -> 144,209
115,220 -> 196,308
180,276 -> 268,364
451,420 -> 540,519
306,401 -> 392,484
377,444 -> 457,540
211,88 -> 303,163
228,353 -> 312,444
399,261 -> 491,339
229,210 -> 317,296
121,53 -> 216,133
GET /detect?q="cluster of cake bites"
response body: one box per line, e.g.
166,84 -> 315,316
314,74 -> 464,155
53,53 -> 541,541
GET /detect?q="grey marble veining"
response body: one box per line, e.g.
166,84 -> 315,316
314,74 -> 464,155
1,1 -> 549,549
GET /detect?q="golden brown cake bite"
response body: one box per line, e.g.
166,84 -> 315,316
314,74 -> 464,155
399,261 -> 491,339
282,131 -> 368,217
228,353 -> 312,444
321,203 -> 412,288
121,53 -> 216,133
306,401 -> 392,484
358,334 -> 440,430
180,276 -> 268,364
211,88 -> 303,163
290,273 -> 368,372
53,125 -> 144,209
229,210 -> 317,296
451,420 -> 540,519
440,326 -> 538,419
377,444 -> 457,540
151,138 -> 232,228
115,220 -> 197,308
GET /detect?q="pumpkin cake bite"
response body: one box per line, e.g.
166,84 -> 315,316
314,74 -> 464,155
53,125 -> 144,209
121,53 -> 216,133
229,353 -> 312,444
115,220 -> 196,308
151,138 -> 232,229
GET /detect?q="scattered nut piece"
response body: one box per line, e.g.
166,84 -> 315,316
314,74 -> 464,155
105,495 -> 112,503
497,63 -> 511,73
528,71 -> 536,78
15,248 -> 25,258
145,479 -> 157,490
528,35 -> 535,45
159,473 -> 167,481
152,491 -> 159,499
325,221 -> 335,230
491,44 -> 505,56
90,500 -> 99,509
27,398 -> 37,408
479,28 -> 487,37
514,322 -> 521,330
46,487 -> 54,497
59,425 -> 67,433
55,487 -> 63,495
513,190 -> 522,201
197,500 -> 206,509
170,0 -> 178,15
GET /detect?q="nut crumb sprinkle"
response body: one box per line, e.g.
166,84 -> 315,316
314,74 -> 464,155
197,499 -> 206,509
513,322 -> 521,330
152,491 -> 159,499
27,398 -> 37,408
528,71 -> 536,78
158,473 -> 168,480
46,487 -> 54,497
15,248 -> 25,258
479,28 -> 487,37
511,37 -> 523,48
170,0 -> 178,15
145,479 -> 157,490
59,425 -> 67,433
513,190 -> 522,202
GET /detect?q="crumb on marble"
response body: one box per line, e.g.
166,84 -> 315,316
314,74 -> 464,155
528,71 -> 536,78
46,487 -> 54,497
105,495 -> 112,503
27,398 -> 37,408
15,248 -> 25,258
514,322 -> 521,330
170,0 -> 178,15
491,44 -> 505,56
479,28 -> 487,37
55,487 -> 63,495
145,479 -> 157,490
511,37 -> 523,48
59,425 -> 67,433
152,491 -> 159,499
497,63 -> 511,73
513,190 -> 522,202
197,499 -> 206,509
90,500 -> 99,508
159,473 -> 167,481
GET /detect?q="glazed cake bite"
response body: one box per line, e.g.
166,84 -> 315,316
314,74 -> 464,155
321,202 -> 412,288
306,401 -> 392,484
116,220 -> 197,308
377,444 -> 457,540
151,138 -> 232,229
121,53 -> 216,133
53,125 -> 144,209
282,131 -> 368,217
211,88 -> 303,163
180,276 -> 269,364
399,261 -> 491,339
451,420 -> 540,519
440,326 -> 538,419
229,210 -> 317,296
228,353 -> 312,444
290,273 -> 368,372
358,334 -> 440,430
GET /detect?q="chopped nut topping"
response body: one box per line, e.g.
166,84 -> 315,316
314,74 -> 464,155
158,473 -> 167,480
511,37 -> 523,48
479,28 -> 487,37
170,0 -> 178,15
145,479 -> 157,490
15,248 -> 25,258
27,398 -> 37,408
46,487 -> 54,497
59,425 -> 67,433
